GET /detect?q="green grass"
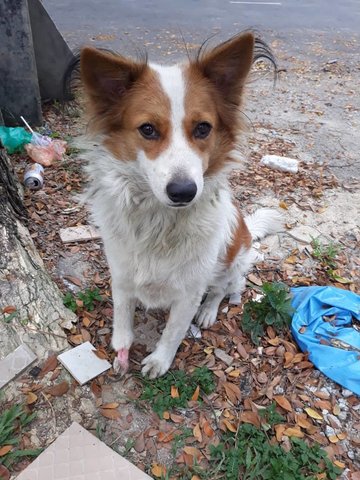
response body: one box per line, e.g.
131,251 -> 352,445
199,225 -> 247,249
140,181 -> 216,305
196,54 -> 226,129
241,282 -> 294,345
209,423 -> 341,480
311,238 -> 341,270
140,367 -> 215,417
0,404 -> 42,470
63,288 -> 102,313
160,404 -> 341,480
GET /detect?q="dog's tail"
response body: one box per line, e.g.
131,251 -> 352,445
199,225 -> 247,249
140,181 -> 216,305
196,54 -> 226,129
244,208 -> 284,241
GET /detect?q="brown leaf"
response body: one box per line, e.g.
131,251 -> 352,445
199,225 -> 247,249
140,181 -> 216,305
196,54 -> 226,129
237,342 -> 249,359
26,392 -> 38,405
82,317 -> 91,328
203,421 -> 215,438
68,334 -> 83,345
100,408 -> 121,420
2,305 -> 16,314
314,390 -> 330,400
151,464 -> 167,478
314,400 -> 332,411
92,348 -> 109,360
157,431 -> 174,443
170,413 -> 184,423
102,402 -> 119,409
63,275 -> 83,287
183,446 -> 202,461
39,355 -> 58,378
171,385 -> 179,398
191,385 -> 200,401
193,423 -> 203,442
223,382 -> 241,404
45,381 -> 69,397
221,419 -> 237,433
274,395 -> 293,412
239,411 -> 260,428
283,427 -> 304,438
0,465 -> 10,480
80,328 -> 91,342
134,433 -> 145,453
163,411 -> 170,420
0,445 -> 13,456
247,273 -> 263,286
91,380 -> 102,397
275,424 -> 286,441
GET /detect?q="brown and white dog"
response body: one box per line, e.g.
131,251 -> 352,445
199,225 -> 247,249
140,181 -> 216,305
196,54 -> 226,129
79,32 -> 283,378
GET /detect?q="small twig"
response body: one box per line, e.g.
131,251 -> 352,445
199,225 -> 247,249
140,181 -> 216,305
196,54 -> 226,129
41,392 -> 57,434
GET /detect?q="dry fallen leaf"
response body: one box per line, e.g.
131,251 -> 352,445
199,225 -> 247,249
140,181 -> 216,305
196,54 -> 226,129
26,392 -> 38,405
305,407 -> 323,420
0,465 -> 10,480
2,305 -> 16,314
39,355 -> 58,378
193,423 -> 203,442
151,463 -> 167,478
163,411 -> 170,420
191,385 -> 200,401
203,421 -> 215,438
283,427 -> 304,438
157,431 -> 174,443
222,419 -> 237,433
45,381 -> 69,397
101,402 -> 119,409
0,445 -> 13,457
239,411 -> 260,428
171,385 -> 179,398
274,395 -> 293,412
223,382 -> 241,404
100,408 -> 121,420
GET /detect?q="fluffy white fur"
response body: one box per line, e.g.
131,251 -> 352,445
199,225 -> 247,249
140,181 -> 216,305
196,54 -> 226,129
82,63 -> 283,378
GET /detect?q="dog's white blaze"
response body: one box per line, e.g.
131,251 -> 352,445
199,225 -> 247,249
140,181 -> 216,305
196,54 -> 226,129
138,63 -> 204,205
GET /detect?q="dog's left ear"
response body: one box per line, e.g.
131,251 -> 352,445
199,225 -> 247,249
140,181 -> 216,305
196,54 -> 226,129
197,32 -> 255,105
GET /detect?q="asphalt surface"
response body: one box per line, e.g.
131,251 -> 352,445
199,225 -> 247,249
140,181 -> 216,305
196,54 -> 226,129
43,0 -> 360,181
44,0 -> 360,56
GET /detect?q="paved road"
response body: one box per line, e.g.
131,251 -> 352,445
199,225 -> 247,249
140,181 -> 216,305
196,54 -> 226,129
43,0 -> 360,181
44,0 -> 360,57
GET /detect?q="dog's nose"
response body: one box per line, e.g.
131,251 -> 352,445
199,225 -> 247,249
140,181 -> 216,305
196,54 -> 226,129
166,179 -> 197,204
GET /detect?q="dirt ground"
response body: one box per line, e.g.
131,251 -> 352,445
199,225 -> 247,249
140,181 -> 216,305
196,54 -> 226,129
2,33 -> 360,479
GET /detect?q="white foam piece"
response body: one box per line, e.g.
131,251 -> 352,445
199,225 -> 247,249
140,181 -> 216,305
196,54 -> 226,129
261,155 -> 299,173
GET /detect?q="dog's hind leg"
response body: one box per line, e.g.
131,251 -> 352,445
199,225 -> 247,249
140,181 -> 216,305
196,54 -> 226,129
196,287 -> 226,328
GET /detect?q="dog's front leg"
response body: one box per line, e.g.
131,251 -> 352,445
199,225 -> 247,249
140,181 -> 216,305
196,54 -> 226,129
141,297 -> 201,378
111,287 -> 136,375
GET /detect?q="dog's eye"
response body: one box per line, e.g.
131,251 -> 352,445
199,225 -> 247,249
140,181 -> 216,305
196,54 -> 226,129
193,122 -> 212,139
138,123 -> 159,140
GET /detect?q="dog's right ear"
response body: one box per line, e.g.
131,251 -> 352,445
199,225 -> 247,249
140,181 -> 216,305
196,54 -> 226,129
80,47 -> 146,106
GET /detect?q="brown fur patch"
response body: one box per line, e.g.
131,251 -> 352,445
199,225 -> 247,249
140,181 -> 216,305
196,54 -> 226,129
225,211 -> 252,267
183,32 -> 255,176
80,48 -> 171,161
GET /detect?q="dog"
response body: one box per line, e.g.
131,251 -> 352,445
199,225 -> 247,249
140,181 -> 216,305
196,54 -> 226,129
78,31 -> 283,378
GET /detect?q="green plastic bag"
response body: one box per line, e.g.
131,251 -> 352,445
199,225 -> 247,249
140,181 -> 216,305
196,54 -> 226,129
0,126 -> 32,154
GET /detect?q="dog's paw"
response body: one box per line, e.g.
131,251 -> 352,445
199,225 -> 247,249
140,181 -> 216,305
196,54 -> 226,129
141,348 -> 173,379
111,329 -> 134,353
113,348 -> 129,375
196,303 -> 218,329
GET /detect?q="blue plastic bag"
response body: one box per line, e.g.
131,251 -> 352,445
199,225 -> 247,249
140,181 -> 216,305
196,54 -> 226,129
291,286 -> 360,395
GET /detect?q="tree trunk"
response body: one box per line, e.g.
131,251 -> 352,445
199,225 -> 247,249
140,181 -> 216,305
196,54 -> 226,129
0,149 -> 76,358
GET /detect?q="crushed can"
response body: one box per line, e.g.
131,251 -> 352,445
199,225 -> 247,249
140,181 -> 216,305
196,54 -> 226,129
24,163 -> 44,190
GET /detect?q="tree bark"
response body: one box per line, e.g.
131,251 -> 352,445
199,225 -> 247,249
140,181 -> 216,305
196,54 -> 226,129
0,149 -> 76,358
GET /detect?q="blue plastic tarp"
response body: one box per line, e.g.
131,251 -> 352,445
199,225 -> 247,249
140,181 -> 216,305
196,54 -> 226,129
291,286 -> 360,395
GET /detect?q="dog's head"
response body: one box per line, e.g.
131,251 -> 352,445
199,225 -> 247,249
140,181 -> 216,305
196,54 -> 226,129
80,33 -> 257,207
